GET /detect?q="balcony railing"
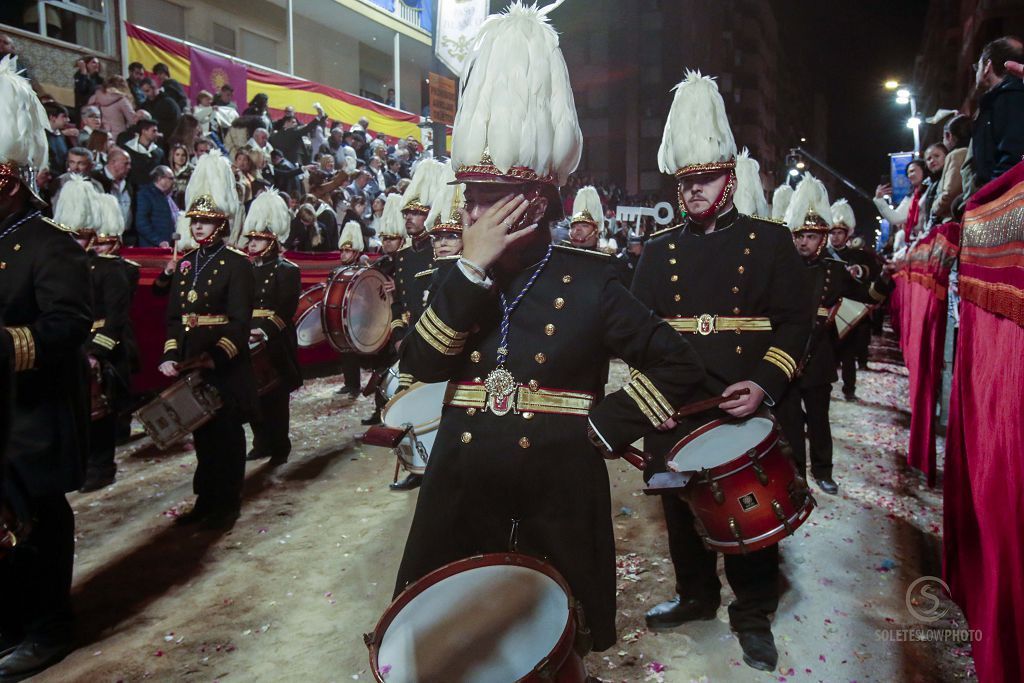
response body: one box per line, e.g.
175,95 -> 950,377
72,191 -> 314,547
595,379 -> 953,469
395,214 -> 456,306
359,0 -> 429,33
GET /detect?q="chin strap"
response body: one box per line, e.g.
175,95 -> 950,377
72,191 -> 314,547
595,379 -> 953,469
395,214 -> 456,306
679,170 -> 737,223
248,239 -> 278,261
195,220 -> 229,247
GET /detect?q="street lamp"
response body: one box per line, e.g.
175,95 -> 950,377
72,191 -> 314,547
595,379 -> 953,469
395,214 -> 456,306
884,79 -> 900,90
886,81 -> 920,154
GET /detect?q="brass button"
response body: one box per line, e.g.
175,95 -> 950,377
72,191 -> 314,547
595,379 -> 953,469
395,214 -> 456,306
544,323 -> 555,336
744,248 -> 751,255
731,286 -> 740,294
738,266 -> 745,274
554,297 -> 565,309
668,243 -> 676,250
466,408 -> 477,416
528,379 -> 540,391
522,412 -> 535,420
733,307 -> 741,314
669,258 -> 677,265
674,294 -> 682,302
735,329 -> 741,335
534,352 -> 546,364
562,275 -> 572,283
749,232 -> 756,239
474,376 -> 482,382
736,346 -> 743,354
670,275 -> 679,282
461,432 -> 472,444
518,437 -> 531,449
470,350 -> 481,363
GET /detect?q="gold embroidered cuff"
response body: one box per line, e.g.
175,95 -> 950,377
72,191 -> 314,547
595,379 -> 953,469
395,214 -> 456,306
164,339 -> 178,353
869,282 -> 887,302
414,307 -> 469,356
93,333 -> 117,350
216,337 -> 239,359
390,319 -> 408,331
764,346 -> 797,380
7,326 -> 36,372
624,372 -> 674,426
397,373 -> 414,387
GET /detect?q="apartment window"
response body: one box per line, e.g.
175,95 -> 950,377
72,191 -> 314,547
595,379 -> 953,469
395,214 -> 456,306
240,29 -> 278,70
212,22 -> 235,56
128,0 -> 186,39
5,0 -> 115,54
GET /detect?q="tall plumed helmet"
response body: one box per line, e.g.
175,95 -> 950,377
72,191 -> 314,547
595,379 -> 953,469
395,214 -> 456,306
658,70 -> 737,178
379,193 -> 408,239
243,190 -> 291,244
451,1 -> 582,187
425,161 -> 458,231
830,198 -> 856,235
427,168 -> 466,235
733,148 -> 769,218
569,186 -> 605,235
93,193 -> 126,243
338,220 -> 365,252
784,174 -> 832,233
0,55 -> 50,201
771,184 -> 793,221
185,150 -> 239,222
402,158 -> 447,213
53,175 -> 99,234
174,213 -> 197,251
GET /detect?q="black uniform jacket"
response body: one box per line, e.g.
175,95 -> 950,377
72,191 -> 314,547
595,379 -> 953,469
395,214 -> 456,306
87,253 -> 138,392
392,236 -> 433,335
796,257 -> 892,387
251,256 -> 303,393
394,243 -> 706,651
630,209 -> 812,456
160,243 -> 257,416
0,211 -> 92,499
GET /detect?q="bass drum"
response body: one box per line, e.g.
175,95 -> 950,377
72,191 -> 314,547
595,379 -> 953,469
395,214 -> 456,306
322,266 -> 392,355
293,283 -> 327,348
380,381 -> 446,475
366,553 -> 587,683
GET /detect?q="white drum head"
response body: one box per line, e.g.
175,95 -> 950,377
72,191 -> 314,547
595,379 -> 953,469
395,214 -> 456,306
296,303 -> 326,347
671,417 -> 774,472
382,382 -> 446,435
383,362 -> 401,399
377,564 -> 569,682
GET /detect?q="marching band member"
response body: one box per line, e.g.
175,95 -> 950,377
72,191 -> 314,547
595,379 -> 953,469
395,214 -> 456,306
733,148 -> 771,218
334,220 -> 369,399
158,151 -> 256,530
568,185 -> 633,286
632,71 -> 810,671
242,191 -> 302,465
392,3 -> 705,657
775,176 -> 893,495
0,55 -> 92,680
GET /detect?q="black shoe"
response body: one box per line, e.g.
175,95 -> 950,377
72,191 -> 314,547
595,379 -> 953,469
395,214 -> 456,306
173,505 -> 211,527
843,392 -> 858,402
644,596 -> 719,630
199,508 -> 240,531
814,477 -> 839,495
0,640 -> 72,682
736,630 -> 778,672
335,386 -> 360,397
78,470 -> 115,493
267,455 -> 289,466
246,449 -> 269,462
361,412 -> 382,426
389,473 -> 423,491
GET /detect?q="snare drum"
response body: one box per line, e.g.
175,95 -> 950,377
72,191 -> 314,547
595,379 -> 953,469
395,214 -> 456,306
366,553 -> 587,683
135,372 -> 223,450
380,381 -> 446,475
249,341 -> 281,396
668,417 -> 815,554
382,361 -> 401,399
294,283 -> 327,348
322,266 -> 392,355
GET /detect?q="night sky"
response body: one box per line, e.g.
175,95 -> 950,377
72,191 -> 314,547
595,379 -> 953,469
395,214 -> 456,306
777,0 -> 931,205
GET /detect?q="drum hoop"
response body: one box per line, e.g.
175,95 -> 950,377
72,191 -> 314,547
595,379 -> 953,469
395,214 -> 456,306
294,284 -> 326,323
322,266 -> 391,353
667,416 -> 779,477
701,501 -> 815,549
367,552 -> 576,682
380,382 -> 443,434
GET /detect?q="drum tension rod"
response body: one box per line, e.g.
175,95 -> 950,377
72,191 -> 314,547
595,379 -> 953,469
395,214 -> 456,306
728,516 -> 747,553
704,470 -> 725,505
746,449 -> 770,486
771,499 -> 793,534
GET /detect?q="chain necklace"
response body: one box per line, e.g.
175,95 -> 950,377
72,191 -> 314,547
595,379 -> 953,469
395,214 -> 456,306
187,243 -> 226,303
483,244 -> 554,415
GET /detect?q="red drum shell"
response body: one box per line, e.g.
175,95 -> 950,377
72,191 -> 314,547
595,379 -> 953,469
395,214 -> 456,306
293,283 -> 327,348
322,266 -> 392,355
367,553 -> 587,683
668,417 -> 815,554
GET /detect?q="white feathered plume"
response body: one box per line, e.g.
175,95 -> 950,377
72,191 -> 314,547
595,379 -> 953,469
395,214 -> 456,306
0,55 -> 49,173
379,193 -> 407,238
185,150 -> 239,220
570,185 -> 605,235
175,213 -> 197,252
94,193 -> 126,239
784,174 -> 832,232
771,184 -> 793,221
53,175 -> 98,231
243,190 -> 291,244
831,198 -> 856,233
658,70 -> 736,175
402,157 -> 447,211
733,149 -> 768,217
338,220 -> 364,252
451,1 -> 582,185
425,161 -> 458,228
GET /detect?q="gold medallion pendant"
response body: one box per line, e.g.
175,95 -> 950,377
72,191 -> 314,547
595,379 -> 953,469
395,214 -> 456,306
484,367 -> 516,416
186,289 -> 199,303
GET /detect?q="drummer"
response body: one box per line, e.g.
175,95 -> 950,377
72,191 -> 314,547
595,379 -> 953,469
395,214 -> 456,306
242,191 -> 302,466
418,166 -> 465,308
630,71 -> 810,671
334,220 -> 369,399
157,151 -> 257,530
774,176 -> 893,495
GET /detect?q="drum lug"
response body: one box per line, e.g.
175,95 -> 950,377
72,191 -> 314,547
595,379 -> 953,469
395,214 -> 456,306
362,631 -> 376,648
728,516 -> 747,553
703,470 -> 725,505
751,462 -> 769,486
535,656 -> 556,679
771,499 -> 794,535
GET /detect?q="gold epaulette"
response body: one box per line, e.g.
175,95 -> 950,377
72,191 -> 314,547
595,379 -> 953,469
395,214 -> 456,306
281,257 -> 297,267
749,213 -> 786,226
552,243 -> 610,258
414,268 -> 437,278
435,255 -> 460,262
227,246 -> 248,257
122,258 -> 141,267
40,216 -> 74,233
96,253 -> 120,259
650,223 -> 684,238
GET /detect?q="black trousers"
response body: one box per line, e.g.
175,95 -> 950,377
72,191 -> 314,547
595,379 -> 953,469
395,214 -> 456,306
85,414 -> 116,476
775,382 -> 834,479
250,386 -> 291,459
340,354 -> 361,390
838,323 -> 870,395
0,493 -> 74,644
193,409 -> 246,513
661,494 -> 780,632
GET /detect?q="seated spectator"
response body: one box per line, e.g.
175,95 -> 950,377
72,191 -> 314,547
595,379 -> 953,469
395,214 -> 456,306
212,84 -> 237,109
269,149 -> 304,195
127,61 -> 147,106
345,169 -> 373,201
233,149 -> 260,205
88,75 -> 136,137
93,147 -> 133,233
140,77 -> 181,142
44,103 -> 77,174
383,156 -> 401,188
84,129 -> 112,170
48,147 -> 102,205
287,202 -> 337,252
78,105 -> 103,138
270,113 -> 326,164
124,119 -> 164,188
168,142 -> 193,206
168,113 -> 202,154
152,62 -> 189,111
243,93 -> 272,130
194,137 -> 214,157
73,55 -> 103,112
963,36 -> 1024,197
273,106 -> 296,132
247,127 -> 274,158
135,165 -> 179,247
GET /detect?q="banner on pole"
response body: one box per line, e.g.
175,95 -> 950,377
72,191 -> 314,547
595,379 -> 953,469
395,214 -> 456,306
435,0 -> 490,77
